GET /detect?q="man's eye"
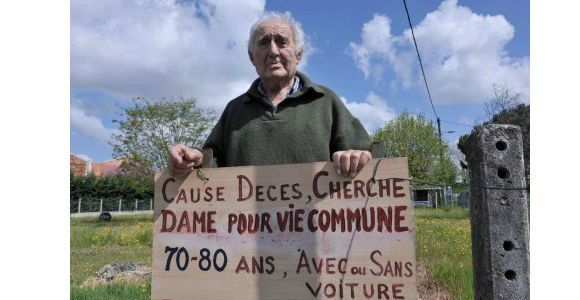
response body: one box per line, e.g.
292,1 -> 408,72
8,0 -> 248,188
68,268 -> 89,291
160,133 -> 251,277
258,37 -> 271,46
276,37 -> 288,45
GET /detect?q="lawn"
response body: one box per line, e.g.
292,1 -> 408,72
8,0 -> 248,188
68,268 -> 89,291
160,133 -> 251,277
415,207 -> 473,300
71,208 -> 473,299
70,213 -> 153,300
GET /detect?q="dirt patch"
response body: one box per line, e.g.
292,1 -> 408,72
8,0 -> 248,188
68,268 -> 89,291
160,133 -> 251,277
417,263 -> 453,300
81,262 -> 151,287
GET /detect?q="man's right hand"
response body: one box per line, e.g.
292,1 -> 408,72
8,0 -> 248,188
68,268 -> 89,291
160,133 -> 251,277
168,144 -> 203,178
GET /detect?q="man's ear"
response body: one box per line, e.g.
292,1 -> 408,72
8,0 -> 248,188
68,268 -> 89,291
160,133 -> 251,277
296,49 -> 304,65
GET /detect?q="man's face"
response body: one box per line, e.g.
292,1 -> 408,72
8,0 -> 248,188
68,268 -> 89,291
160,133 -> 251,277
249,20 -> 303,82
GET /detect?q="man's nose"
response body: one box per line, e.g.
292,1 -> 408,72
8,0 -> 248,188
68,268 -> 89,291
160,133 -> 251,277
267,40 -> 280,56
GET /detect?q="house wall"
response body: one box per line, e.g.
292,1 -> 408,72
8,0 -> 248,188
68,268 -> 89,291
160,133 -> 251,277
70,154 -> 89,176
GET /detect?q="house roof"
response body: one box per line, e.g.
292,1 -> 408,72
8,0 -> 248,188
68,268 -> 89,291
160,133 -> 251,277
92,158 -> 125,176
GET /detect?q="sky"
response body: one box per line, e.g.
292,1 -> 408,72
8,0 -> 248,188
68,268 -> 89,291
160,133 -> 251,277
70,0 -> 530,163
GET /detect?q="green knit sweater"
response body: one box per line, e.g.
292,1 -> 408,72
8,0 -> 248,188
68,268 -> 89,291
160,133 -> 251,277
203,72 -> 371,167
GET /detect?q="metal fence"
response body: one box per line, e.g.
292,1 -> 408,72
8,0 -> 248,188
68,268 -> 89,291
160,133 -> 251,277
70,197 -> 153,214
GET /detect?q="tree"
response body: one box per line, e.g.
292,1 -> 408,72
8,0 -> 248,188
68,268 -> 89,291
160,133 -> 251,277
484,83 -> 522,119
458,86 -> 529,186
111,96 -> 216,176
373,112 -> 458,185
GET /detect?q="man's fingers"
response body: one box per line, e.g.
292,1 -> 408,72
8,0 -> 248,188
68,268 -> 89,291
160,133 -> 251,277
168,145 -> 184,165
356,151 -> 372,174
332,151 -> 342,175
349,151 -> 361,178
183,148 -> 203,166
332,150 -> 373,178
168,144 -> 202,178
340,150 -> 352,177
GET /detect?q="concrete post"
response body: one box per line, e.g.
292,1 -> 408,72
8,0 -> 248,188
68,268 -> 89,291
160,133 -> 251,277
135,199 -> 138,211
150,198 -> 153,210
99,199 -> 103,212
78,197 -> 81,214
118,198 -> 122,212
465,124 -> 529,299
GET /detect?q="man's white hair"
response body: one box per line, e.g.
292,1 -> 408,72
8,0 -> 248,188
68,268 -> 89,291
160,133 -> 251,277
247,11 -> 305,55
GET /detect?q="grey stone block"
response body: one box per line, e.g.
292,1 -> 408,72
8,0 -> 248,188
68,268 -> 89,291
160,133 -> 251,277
465,124 -> 529,300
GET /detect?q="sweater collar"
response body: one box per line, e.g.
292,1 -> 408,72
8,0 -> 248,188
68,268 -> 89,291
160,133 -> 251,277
244,71 -> 324,103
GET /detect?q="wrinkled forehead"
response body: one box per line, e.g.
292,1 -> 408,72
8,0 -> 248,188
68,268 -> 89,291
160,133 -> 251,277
253,20 -> 294,41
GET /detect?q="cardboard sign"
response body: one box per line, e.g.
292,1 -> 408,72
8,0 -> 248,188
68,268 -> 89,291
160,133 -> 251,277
152,158 -> 418,299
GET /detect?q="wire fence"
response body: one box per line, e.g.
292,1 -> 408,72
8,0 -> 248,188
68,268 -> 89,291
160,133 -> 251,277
69,182 -> 528,214
408,181 -> 530,210
70,197 -> 153,214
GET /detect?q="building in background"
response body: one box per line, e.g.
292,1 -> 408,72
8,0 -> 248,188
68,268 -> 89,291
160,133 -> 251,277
70,154 -> 125,176
411,186 -> 443,208
70,154 -> 91,176
92,158 -> 125,176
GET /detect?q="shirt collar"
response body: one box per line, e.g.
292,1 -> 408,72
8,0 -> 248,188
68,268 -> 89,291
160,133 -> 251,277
257,76 -> 301,102
244,71 -> 324,103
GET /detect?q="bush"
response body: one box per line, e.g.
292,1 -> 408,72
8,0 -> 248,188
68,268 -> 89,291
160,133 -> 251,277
70,171 -> 153,206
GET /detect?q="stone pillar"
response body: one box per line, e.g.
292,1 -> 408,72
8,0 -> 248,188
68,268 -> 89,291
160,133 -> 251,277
465,124 -> 529,299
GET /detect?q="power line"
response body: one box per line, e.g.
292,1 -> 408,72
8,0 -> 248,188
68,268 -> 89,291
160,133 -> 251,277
440,119 -> 476,128
402,0 -> 438,121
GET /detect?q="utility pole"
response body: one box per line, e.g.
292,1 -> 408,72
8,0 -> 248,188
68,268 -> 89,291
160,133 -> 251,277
437,117 -> 442,140
437,117 -> 442,209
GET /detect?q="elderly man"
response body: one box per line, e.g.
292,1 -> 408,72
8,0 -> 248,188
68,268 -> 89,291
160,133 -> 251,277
168,12 -> 372,178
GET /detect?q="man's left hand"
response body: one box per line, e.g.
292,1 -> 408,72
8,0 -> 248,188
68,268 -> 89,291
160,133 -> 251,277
332,150 -> 372,178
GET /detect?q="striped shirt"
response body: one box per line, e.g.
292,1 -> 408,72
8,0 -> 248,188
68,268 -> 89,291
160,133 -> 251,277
257,76 -> 302,105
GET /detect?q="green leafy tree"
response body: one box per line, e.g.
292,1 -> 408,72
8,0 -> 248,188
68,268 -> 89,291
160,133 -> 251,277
111,96 -> 216,176
373,112 -> 458,185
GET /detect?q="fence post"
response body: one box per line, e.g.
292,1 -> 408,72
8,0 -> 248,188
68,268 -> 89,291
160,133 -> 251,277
135,199 -> 138,211
99,198 -> 103,212
150,198 -> 153,210
118,198 -> 122,212
78,197 -> 82,214
465,124 -> 529,299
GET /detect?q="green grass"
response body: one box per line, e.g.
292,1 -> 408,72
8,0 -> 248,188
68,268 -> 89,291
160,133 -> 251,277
71,210 -> 473,299
415,207 -> 473,299
415,204 -> 470,220
71,281 -> 151,300
70,214 -> 153,299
